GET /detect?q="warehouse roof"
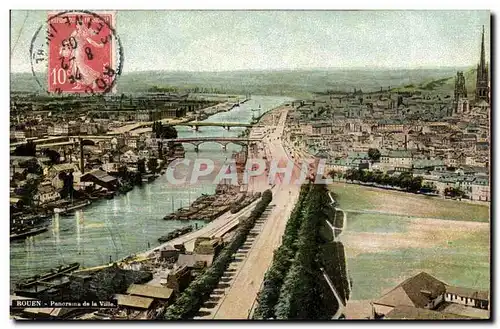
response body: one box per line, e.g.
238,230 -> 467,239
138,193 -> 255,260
115,294 -> 153,309
385,305 -> 471,320
126,284 -> 173,300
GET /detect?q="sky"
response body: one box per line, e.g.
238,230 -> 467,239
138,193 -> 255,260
10,10 -> 491,73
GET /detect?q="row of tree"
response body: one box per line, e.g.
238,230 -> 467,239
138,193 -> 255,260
254,183 -> 333,319
444,187 -> 466,198
148,86 -> 222,94
13,141 -> 87,166
273,184 -> 331,319
253,184 -> 310,319
344,169 -> 432,193
164,190 -> 273,320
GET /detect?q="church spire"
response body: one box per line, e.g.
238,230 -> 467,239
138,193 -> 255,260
480,25 -> 485,71
475,25 -> 489,104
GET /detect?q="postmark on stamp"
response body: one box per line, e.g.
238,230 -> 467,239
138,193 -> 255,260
30,10 -> 123,94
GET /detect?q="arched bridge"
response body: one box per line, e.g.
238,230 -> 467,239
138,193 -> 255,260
167,121 -> 262,131
109,120 -> 263,134
159,137 -> 261,152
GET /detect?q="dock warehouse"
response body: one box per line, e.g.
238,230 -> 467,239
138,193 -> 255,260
80,169 -> 118,191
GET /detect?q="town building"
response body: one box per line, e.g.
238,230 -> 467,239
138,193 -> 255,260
470,176 -> 490,201
379,150 -> 413,169
34,185 -> 60,205
80,169 -> 118,191
372,272 -> 489,319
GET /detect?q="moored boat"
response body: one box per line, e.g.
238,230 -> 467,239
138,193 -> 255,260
10,226 -> 48,241
15,262 -> 80,289
54,200 -> 92,215
158,225 -> 193,243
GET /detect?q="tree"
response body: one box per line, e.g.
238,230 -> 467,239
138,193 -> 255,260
12,171 -> 26,182
137,159 -> 146,174
381,173 -> 391,186
147,157 -> 159,173
20,158 -> 43,175
153,121 -> 178,139
158,141 -> 164,158
117,165 -> 129,179
17,178 -> 41,208
59,172 -> 75,199
372,170 -> 383,184
368,148 -> 381,162
409,176 -> 423,192
14,141 -> 36,157
345,169 -> 355,182
444,187 -> 465,198
421,182 -> 437,193
43,149 -> 61,165
397,172 -> 413,190
162,124 -> 178,139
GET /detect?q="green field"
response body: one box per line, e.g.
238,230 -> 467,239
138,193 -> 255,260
332,182 -> 489,222
331,183 -> 490,301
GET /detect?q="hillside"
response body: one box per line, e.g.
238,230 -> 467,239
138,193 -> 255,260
11,67 -> 470,98
391,67 -> 477,95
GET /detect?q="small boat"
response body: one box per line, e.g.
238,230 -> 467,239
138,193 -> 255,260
163,214 -> 178,221
16,262 -> 80,288
55,200 -> 92,215
158,225 -> 193,243
10,226 -> 48,241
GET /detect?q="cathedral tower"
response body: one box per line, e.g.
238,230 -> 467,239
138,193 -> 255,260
475,25 -> 489,104
453,71 -> 469,114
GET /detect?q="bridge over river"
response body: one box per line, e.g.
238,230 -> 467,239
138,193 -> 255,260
173,121 -> 261,130
107,120 -> 262,135
159,137 -> 261,151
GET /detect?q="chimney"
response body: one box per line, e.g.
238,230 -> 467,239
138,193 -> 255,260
79,138 -> 84,174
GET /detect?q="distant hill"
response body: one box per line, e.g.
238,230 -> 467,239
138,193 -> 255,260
10,67 -> 471,98
391,67 -> 477,95
438,67 -> 477,94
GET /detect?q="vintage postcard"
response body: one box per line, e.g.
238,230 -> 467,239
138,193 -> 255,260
9,10 -> 491,320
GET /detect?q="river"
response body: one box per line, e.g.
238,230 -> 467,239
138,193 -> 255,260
10,95 -> 292,282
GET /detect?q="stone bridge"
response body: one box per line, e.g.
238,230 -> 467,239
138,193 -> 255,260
159,137 -> 261,152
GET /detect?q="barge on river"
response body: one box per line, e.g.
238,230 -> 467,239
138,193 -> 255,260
158,225 -> 193,243
10,226 -> 49,241
54,200 -> 92,215
15,262 -> 80,289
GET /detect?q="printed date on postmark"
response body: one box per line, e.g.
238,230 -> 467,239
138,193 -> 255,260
30,10 -> 124,94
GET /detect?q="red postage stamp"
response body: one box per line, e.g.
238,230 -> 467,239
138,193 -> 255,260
47,11 -> 116,94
